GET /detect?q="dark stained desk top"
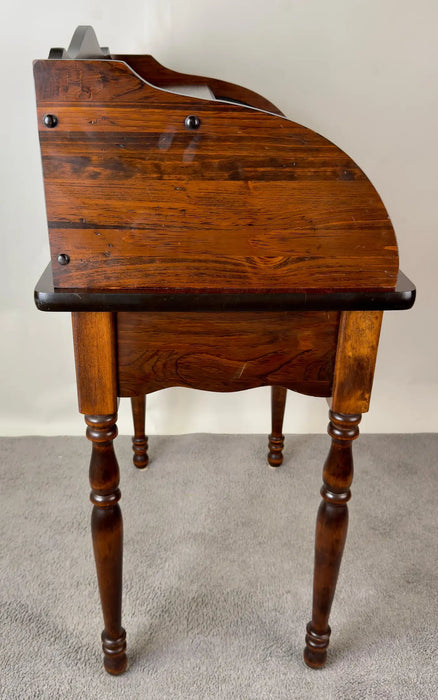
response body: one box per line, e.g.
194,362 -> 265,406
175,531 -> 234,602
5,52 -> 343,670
35,263 -> 415,313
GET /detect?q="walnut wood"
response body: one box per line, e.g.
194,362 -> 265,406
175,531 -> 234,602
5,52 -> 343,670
112,54 -> 284,115
332,311 -> 383,414
116,311 -> 339,397
304,410 -> 361,669
34,59 -> 399,292
86,413 -> 127,675
131,395 -> 149,469
71,312 -> 117,415
267,386 -> 287,467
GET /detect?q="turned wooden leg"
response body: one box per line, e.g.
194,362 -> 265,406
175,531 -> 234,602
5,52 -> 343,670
131,395 -> 149,469
267,386 -> 287,467
86,413 -> 127,675
304,410 -> 361,669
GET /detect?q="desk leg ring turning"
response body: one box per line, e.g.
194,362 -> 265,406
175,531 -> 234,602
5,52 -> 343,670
131,395 -> 149,469
267,386 -> 287,467
304,410 -> 361,668
86,413 -> 128,675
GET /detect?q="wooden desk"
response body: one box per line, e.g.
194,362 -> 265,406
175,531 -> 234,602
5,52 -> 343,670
33,27 -> 415,675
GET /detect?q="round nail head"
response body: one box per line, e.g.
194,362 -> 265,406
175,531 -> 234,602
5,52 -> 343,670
43,114 -> 58,128
184,115 -> 201,130
57,254 -> 70,266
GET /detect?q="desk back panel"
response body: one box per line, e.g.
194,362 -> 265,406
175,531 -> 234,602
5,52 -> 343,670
110,54 -> 284,115
34,59 -> 399,293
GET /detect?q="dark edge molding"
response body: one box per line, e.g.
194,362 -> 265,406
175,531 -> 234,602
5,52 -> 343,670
35,265 -> 416,313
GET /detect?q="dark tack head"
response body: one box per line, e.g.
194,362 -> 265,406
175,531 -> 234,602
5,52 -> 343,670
184,115 -> 201,130
57,253 -> 70,266
43,114 -> 58,128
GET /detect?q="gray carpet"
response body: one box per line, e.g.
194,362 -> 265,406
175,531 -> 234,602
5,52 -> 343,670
1,434 -> 437,699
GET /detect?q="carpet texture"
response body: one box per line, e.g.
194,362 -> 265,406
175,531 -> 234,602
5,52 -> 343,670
1,433 -> 437,699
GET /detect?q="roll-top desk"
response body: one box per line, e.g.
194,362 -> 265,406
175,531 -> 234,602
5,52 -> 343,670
33,27 -> 415,675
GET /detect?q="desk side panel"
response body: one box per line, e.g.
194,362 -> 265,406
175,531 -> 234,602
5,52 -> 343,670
34,59 -> 399,292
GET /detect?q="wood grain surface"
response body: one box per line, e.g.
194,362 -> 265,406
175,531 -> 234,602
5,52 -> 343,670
116,310 -> 339,396
71,311 -> 117,414
34,59 -> 399,292
331,310 -> 383,414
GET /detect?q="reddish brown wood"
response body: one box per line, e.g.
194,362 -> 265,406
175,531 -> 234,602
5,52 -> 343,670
34,59 -> 399,292
86,413 -> 127,675
267,386 -> 287,467
332,311 -> 383,414
131,395 -> 149,469
116,311 -> 339,397
112,54 -> 284,115
71,312 -> 117,415
33,34 -> 413,675
304,308 -> 383,667
304,410 -> 361,669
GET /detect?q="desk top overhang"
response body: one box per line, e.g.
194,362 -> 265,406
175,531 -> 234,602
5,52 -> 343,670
35,264 -> 415,313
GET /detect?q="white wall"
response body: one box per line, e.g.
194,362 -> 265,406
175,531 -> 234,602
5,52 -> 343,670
0,1 -> 436,436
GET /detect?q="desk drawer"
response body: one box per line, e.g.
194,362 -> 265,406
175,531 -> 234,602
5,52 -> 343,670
117,311 -> 339,397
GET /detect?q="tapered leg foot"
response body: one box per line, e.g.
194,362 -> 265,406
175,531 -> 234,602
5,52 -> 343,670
304,623 -> 331,668
304,410 -> 361,669
131,395 -> 149,469
102,629 -> 128,675
267,386 -> 287,467
132,436 -> 149,469
267,434 -> 284,467
86,414 -> 128,675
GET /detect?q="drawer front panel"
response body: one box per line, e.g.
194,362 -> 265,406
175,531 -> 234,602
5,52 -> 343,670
117,311 -> 339,396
